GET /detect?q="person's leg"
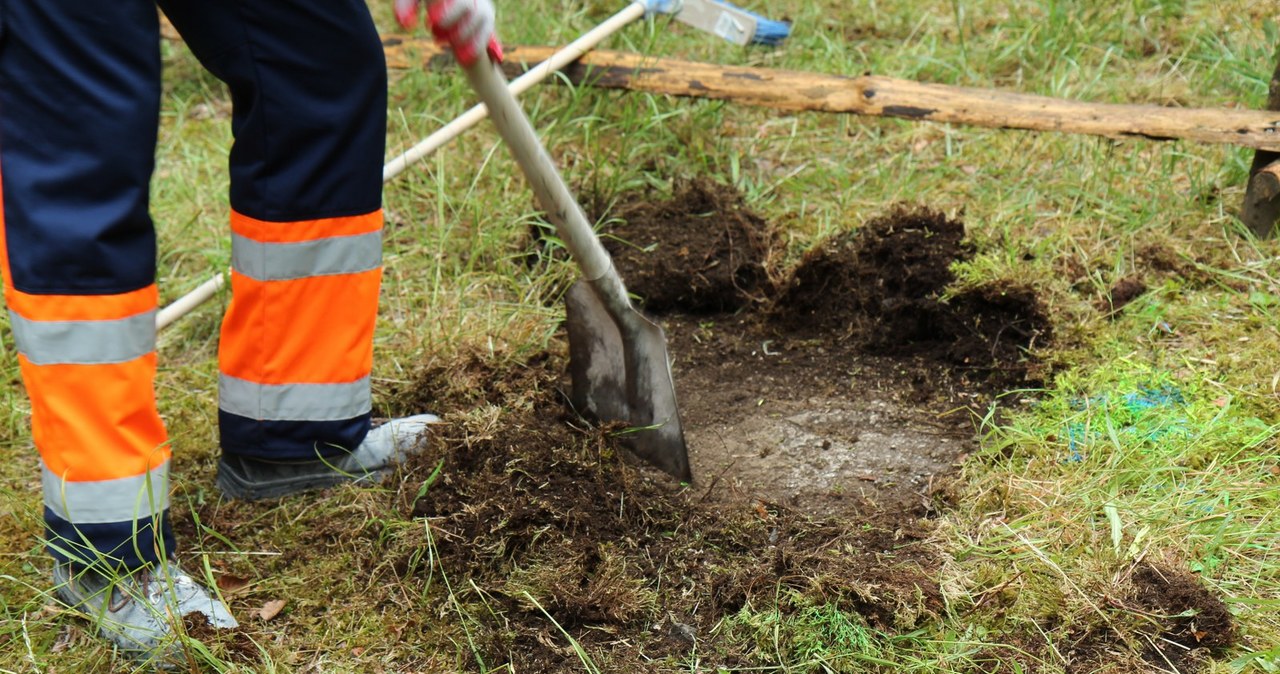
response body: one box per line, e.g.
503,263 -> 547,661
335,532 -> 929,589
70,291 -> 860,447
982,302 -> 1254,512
0,0 -> 234,663
0,0 -> 169,575
159,0 -> 435,499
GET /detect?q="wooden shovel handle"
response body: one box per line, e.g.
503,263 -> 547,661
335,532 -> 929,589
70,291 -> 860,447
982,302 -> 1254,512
462,58 -> 632,310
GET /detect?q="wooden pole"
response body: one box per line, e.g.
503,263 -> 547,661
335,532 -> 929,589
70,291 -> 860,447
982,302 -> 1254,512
1240,50 -> 1280,237
385,39 -> 1280,153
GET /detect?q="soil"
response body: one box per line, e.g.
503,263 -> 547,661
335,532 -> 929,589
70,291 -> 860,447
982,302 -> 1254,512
620,199 -> 1047,515
596,177 -> 778,314
368,181 -> 1067,670
1062,562 -> 1238,674
1130,563 -> 1237,665
768,205 -> 1050,386
389,352 -> 946,672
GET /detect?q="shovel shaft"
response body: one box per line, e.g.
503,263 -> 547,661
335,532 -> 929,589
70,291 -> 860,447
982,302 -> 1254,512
462,59 -> 623,295
462,56 -> 690,481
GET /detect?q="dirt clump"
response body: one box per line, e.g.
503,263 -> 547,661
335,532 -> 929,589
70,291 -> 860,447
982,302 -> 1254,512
180,613 -> 260,667
1060,562 -> 1237,674
1096,276 -> 1148,315
1131,563 -> 1237,667
770,205 -> 1050,386
598,177 -> 777,314
771,205 -> 970,337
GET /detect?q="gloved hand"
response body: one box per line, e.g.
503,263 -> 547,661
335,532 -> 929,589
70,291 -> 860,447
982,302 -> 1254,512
395,0 -> 504,66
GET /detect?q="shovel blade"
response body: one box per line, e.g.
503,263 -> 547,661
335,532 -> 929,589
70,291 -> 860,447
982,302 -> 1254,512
565,280 -> 691,481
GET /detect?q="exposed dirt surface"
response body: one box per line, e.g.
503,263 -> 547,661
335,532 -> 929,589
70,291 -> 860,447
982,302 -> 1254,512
607,200 -> 1044,515
668,311 -> 973,516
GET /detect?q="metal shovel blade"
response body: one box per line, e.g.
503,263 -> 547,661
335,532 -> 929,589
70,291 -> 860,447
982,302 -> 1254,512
566,279 -> 691,482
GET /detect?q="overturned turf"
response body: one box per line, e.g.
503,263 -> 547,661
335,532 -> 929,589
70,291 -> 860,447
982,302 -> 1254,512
769,205 -> 1050,388
389,352 -> 946,672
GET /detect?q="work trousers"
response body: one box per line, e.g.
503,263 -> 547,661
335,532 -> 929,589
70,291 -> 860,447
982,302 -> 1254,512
0,1 -> 388,569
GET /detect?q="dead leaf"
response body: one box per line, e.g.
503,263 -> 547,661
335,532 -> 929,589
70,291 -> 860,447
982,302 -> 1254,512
257,599 -> 286,621
216,574 -> 250,594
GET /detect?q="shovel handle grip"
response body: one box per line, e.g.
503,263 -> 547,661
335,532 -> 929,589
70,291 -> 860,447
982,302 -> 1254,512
462,59 -> 626,303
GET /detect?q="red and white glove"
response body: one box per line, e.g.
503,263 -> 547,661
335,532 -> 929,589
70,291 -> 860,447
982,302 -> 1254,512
395,0 -> 504,66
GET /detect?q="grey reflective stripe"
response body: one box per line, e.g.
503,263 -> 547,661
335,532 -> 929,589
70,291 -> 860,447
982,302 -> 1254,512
231,231 -> 382,281
9,310 -> 156,365
218,374 -> 372,421
42,461 -> 169,525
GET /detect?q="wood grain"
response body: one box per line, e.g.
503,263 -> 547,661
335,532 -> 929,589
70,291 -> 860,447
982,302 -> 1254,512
383,38 -> 1280,153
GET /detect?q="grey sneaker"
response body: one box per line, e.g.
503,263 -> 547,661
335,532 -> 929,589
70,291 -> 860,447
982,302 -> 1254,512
52,559 -> 237,667
216,414 -> 440,500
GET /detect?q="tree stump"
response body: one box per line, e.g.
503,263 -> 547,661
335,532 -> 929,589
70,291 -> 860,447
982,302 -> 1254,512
1241,50 -> 1280,238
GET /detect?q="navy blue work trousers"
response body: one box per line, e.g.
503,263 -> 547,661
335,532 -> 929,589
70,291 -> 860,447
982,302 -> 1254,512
0,1 -> 388,569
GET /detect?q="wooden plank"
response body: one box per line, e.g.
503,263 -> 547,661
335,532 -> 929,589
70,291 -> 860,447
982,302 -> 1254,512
383,38 -> 1280,152
1240,51 -> 1280,237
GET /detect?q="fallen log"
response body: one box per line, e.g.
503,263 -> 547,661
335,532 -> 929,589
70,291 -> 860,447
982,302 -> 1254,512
384,38 -> 1280,153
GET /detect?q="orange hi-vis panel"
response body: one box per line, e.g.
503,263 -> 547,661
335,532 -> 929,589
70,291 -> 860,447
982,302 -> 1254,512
1,179 -> 171,567
218,209 -> 382,459
7,288 -> 170,534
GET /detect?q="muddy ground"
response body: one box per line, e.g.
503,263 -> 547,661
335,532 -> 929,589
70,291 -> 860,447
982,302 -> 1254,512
181,179 -> 1234,672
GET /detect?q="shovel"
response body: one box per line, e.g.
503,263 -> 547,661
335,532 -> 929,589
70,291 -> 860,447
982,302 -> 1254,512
460,57 -> 691,482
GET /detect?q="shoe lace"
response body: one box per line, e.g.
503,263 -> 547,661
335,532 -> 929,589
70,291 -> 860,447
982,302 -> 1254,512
106,565 -> 176,614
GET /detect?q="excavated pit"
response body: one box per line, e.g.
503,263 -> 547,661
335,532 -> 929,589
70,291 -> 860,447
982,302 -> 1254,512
600,190 -> 1048,514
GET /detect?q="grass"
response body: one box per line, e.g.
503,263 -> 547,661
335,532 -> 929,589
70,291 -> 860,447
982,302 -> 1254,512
2,0 -> 1279,671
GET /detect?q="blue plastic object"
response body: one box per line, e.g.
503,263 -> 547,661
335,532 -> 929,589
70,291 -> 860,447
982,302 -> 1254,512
640,0 -> 791,46
723,1 -> 791,46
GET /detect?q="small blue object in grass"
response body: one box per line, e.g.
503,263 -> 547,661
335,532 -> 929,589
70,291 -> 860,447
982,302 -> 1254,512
1065,422 -> 1086,462
1061,384 -> 1190,462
